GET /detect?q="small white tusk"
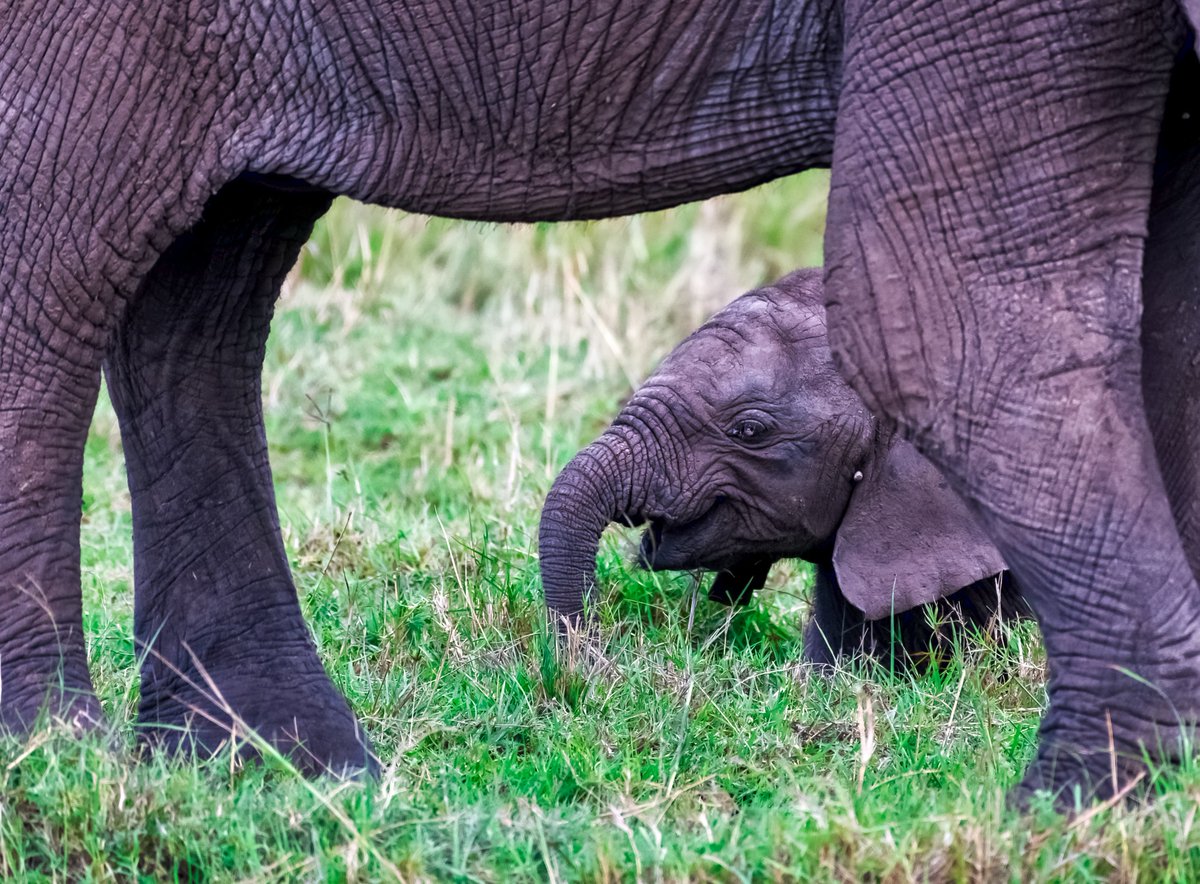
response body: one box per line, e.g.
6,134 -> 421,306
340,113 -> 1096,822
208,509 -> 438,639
852,470 -> 864,483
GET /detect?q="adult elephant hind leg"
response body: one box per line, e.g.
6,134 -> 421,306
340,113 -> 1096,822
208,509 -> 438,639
826,0 -> 1200,802
1142,50 -> 1200,583
0,339 -> 105,733
105,178 -> 372,776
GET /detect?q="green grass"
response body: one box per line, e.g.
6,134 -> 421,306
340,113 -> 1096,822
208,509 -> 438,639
9,170 -> 1200,880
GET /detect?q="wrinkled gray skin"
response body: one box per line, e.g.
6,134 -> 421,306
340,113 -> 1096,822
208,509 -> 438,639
540,269 -> 1030,669
3,0 -> 1200,799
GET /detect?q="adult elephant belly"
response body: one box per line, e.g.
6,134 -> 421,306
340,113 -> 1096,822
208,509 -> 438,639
239,0 -> 840,224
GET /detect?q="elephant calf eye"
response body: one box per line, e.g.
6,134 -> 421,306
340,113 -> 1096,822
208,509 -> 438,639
729,419 -> 767,441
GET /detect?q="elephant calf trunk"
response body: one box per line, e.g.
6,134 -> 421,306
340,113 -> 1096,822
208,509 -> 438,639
539,433 -> 640,629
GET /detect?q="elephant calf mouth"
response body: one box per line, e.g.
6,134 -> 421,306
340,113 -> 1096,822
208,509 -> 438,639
638,515 -> 720,571
637,521 -> 668,570
637,517 -> 774,607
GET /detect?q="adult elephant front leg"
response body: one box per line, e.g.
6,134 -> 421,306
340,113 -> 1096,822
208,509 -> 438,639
826,1 -> 1200,801
105,178 -> 372,775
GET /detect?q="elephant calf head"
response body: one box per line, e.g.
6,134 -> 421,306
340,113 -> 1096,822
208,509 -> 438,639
539,268 -> 1026,666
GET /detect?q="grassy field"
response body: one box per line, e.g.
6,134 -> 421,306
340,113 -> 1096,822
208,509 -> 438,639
5,170 -> 1200,881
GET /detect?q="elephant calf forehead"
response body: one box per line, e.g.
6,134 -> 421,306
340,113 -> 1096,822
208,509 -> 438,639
689,303 -> 832,378
712,292 -> 828,348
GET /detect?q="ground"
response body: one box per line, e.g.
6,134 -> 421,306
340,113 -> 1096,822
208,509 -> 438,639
4,171 -> 1200,881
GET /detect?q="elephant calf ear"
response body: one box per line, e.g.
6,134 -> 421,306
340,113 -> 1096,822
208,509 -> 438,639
832,437 -> 1006,621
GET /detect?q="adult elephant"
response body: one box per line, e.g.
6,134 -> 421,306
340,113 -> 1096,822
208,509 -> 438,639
1,0 -> 1197,799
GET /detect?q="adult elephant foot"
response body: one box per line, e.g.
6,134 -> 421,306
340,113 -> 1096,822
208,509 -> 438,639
136,640 -> 373,777
1003,546 -> 1200,805
0,655 -> 106,737
825,0 -> 1199,806
0,557 -> 105,737
1006,567 -> 1200,806
106,177 -> 372,776
1010,743 -> 1153,810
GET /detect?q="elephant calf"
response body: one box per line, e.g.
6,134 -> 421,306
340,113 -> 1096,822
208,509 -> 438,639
539,268 -> 1028,667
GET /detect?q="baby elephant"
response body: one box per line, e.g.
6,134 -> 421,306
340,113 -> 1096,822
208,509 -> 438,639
539,268 -> 1027,667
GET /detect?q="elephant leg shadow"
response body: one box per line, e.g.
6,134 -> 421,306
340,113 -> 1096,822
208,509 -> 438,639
104,177 -> 374,776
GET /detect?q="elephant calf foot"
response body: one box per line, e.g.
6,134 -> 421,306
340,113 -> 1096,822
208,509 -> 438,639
137,649 -> 374,777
